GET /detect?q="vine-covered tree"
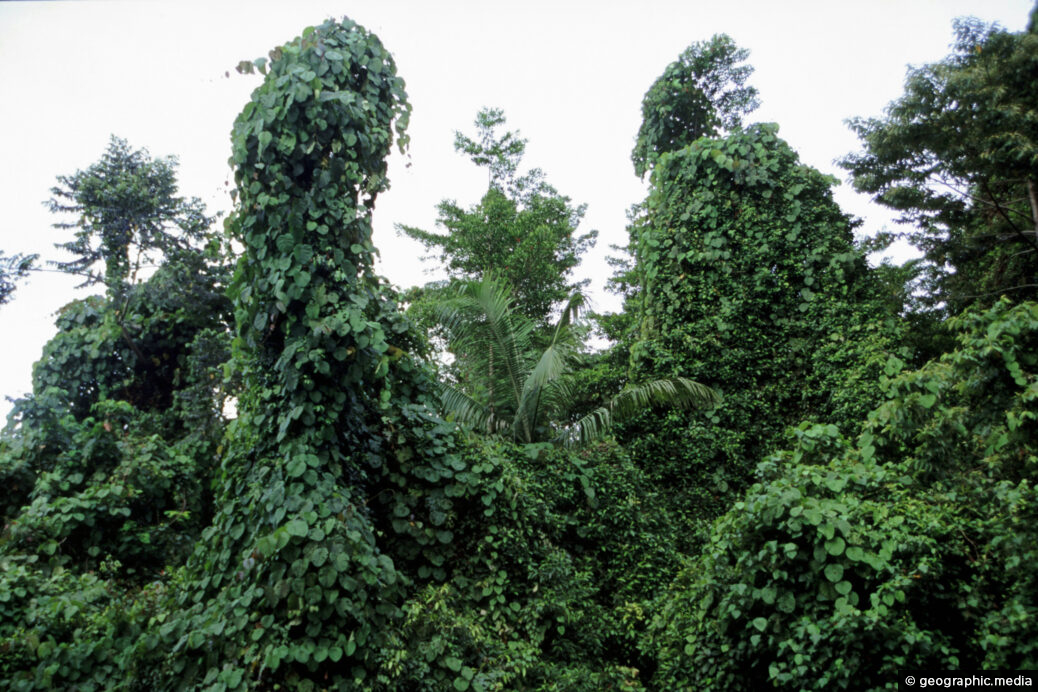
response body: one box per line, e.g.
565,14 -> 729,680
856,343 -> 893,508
650,300 -> 1038,689
399,108 -> 596,324
842,17 -> 1038,315
618,123 -> 901,527
0,140 -> 234,689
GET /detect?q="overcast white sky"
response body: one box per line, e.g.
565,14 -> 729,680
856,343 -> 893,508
1,0 -> 1033,421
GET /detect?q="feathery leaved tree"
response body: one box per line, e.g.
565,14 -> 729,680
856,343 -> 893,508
0,251 -> 36,307
399,108 -> 595,325
47,136 -> 215,298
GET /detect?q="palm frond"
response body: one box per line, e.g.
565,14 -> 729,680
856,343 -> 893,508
434,279 -> 532,413
433,277 -> 688,447
437,382 -> 497,433
512,289 -> 587,442
559,377 -> 721,448
551,291 -> 587,342
515,341 -> 574,442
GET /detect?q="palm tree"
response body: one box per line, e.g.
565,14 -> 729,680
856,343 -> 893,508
433,278 -> 720,447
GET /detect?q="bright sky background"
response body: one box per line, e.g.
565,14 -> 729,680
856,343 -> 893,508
1,0 -> 1033,421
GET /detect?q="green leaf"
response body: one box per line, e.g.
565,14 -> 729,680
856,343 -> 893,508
276,234 -> 296,253
258,131 -> 273,157
285,457 -> 306,478
824,537 -> 845,556
286,519 -> 308,537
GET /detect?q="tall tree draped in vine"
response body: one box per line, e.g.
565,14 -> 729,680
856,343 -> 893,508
0,133 -> 232,550
619,122 -> 901,528
0,138 -> 234,688
139,19 -> 497,689
613,39 -> 900,528
841,16 -> 1038,316
399,108 -> 595,325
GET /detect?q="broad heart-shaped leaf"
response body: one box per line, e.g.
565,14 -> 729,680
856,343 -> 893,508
824,563 -> 844,582
777,592 -> 796,614
276,233 -> 296,254
285,457 -> 306,478
285,519 -> 308,537
310,546 -> 329,567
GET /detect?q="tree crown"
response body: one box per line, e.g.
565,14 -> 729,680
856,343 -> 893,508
632,34 -> 759,178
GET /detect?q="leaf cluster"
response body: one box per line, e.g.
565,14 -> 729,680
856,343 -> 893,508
399,108 -> 596,325
842,18 -> 1038,314
631,34 -> 759,178
617,123 -> 902,528
649,299 -> 1038,689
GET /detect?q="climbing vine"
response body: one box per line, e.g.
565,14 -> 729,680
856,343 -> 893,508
618,124 -> 901,528
139,18 -> 492,690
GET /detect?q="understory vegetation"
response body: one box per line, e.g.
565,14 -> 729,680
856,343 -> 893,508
1,8 -> 1036,690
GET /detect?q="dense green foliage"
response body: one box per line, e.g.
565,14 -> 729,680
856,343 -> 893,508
617,122 -> 901,528
1,8 -> 1036,691
399,108 -> 596,325
631,34 -> 759,178
842,17 -> 1038,316
0,143 -> 232,688
649,299 -> 1038,689
433,277 -> 719,446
